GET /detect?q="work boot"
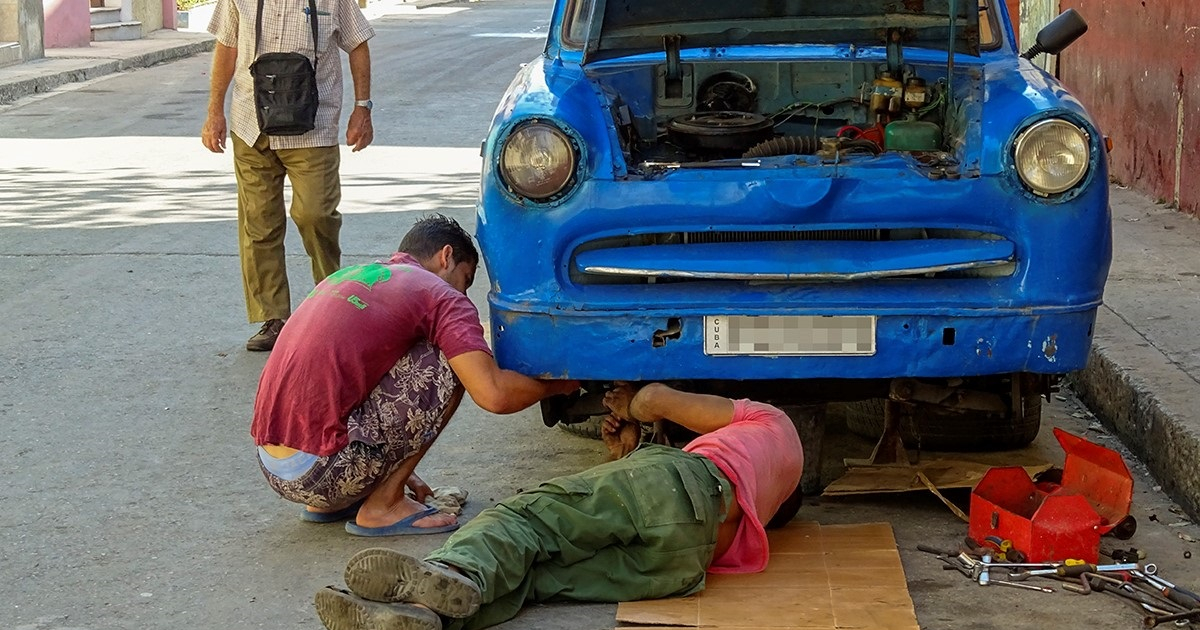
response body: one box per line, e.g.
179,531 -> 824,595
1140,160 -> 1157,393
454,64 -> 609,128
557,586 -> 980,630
343,548 -> 481,618
314,587 -> 441,630
246,319 -> 286,352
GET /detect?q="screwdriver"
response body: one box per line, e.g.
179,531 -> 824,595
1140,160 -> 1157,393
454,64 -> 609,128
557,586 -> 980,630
1014,562 -> 1140,580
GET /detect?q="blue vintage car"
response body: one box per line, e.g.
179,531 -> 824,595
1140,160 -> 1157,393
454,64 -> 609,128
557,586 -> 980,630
475,0 -> 1109,451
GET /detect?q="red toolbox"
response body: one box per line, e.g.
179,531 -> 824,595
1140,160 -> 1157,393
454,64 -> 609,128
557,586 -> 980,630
968,428 -> 1133,563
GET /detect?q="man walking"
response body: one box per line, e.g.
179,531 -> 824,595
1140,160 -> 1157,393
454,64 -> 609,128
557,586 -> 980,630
313,382 -> 805,629
201,0 -> 375,351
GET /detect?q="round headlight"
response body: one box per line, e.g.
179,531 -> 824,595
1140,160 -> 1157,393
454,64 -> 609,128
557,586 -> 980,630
499,121 -> 577,201
1013,118 -> 1091,195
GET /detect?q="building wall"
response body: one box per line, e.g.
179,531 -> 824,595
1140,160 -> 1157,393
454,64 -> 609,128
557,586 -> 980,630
161,0 -> 175,29
1058,0 -> 1200,217
43,0 -> 89,48
0,0 -> 18,42
133,0 -> 162,33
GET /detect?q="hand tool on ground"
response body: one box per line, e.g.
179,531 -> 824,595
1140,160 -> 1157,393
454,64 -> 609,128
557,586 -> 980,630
1011,562 -> 1140,580
1058,573 -> 1092,594
939,556 -> 973,579
991,579 -> 1055,593
1127,577 -> 1200,612
1143,608 -> 1200,628
1134,570 -> 1200,606
1090,579 -> 1176,616
977,554 -> 992,586
1126,581 -> 1194,613
962,537 -> 991,557
1102,545 -> 1145,563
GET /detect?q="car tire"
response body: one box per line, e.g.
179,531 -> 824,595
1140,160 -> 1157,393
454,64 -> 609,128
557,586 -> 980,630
842,393 -> 1042,452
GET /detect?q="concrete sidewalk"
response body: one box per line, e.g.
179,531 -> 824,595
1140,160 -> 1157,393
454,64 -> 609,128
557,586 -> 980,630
0,30 -> 216,105
1071,187 -> 1200,521
1,29 -> 1197,522
0,0 -> 449,105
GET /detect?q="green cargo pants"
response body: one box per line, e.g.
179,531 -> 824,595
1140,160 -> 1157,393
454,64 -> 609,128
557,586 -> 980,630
427,443 -> 732,630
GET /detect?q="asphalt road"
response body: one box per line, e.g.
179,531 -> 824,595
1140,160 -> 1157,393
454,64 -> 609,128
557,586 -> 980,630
1,1 -> 1198,629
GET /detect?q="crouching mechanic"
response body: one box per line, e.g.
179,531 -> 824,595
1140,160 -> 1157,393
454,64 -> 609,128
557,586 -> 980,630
252,214 -> 579,536
313,382 -> 805,630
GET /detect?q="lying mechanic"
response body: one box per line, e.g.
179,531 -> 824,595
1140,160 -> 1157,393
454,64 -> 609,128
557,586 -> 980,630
313,381 -> 805,630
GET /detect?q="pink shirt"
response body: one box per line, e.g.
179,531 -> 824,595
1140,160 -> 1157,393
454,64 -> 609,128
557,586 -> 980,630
684,400 -> 804,573
251,253 -> 491,455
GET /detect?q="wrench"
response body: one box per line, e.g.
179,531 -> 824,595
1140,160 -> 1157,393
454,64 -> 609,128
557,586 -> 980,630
1143,608 -> 1200,628
992,579 -> 1055,593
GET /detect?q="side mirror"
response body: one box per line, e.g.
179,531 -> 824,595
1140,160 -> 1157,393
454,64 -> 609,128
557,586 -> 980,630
1021,8 -> 1088,60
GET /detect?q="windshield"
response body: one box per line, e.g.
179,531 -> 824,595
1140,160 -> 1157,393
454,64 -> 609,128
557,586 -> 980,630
563,0 -> 1000,52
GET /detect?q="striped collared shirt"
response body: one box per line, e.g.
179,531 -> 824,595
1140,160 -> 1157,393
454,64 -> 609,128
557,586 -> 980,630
208,0 -> 374,149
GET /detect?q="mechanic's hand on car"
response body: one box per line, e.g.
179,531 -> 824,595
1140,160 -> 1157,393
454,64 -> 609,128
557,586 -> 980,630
603,382 -> 660,423
601,414 -> 640,461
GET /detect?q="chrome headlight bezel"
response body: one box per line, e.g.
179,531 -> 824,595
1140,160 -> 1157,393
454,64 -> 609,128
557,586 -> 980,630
1013,118 -> 1092,196
497,120 -> 580,203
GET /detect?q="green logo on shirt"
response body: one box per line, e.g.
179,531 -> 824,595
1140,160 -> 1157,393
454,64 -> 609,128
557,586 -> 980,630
326,264 -> 392,289
308,263 -> 407,307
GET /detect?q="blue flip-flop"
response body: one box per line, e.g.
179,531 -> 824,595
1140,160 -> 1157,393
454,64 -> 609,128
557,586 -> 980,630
344,505 -> 460,537
300,499 -> 364,523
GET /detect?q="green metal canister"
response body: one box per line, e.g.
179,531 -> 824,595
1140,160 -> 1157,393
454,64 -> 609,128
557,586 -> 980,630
885,120 -> 942,151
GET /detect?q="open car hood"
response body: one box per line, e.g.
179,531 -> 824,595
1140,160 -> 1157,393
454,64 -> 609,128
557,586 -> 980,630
579,0 -> 981,63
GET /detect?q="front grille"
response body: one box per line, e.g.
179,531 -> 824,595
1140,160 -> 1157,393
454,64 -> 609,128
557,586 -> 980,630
569,227 -> 1014,285
681,229 -> 883,244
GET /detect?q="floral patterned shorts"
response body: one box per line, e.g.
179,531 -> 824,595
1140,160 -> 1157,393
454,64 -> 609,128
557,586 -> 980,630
260,340 -> 461,509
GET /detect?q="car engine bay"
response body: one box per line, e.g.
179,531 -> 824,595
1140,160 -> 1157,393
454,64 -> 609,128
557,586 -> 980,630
595,60 -> 977,174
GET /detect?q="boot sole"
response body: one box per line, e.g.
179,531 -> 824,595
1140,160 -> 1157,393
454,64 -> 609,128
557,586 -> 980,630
343,548 -> 481,618
314,587 -> 440,630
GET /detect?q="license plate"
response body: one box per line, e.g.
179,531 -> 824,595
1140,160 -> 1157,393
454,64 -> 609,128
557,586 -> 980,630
704,315 -> 876,356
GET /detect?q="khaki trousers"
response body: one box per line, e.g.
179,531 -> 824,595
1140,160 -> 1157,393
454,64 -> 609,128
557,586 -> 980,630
232,134 -> 342,323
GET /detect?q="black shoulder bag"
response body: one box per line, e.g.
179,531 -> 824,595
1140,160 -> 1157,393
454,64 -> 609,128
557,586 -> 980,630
248,0 -> 320,136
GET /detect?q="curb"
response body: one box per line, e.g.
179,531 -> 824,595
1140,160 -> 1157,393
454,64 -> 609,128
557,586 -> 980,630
114,37 -> 216,71
0,60 -> 121,104
0,36 -> 214,105
1069,307 -> 1200,522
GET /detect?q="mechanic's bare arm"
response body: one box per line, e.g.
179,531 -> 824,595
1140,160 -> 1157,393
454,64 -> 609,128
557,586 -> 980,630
449,350 -> 580,414
604,383 -> 734,435
202,43 -> 237,153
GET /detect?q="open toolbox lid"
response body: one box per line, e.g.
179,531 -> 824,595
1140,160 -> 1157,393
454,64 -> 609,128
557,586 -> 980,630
1053,427 -> 1134,534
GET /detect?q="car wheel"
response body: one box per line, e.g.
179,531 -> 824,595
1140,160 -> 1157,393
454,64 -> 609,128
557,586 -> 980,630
843,390 -> 1042,452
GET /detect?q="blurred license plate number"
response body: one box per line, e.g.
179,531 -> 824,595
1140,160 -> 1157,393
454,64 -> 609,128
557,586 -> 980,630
704,315 -> 876,356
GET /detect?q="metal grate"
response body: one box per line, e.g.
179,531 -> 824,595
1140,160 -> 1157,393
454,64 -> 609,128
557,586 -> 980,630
682,229 -> 882,244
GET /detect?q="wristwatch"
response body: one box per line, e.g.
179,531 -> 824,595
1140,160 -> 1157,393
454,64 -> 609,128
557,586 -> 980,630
354,99 -> 373,111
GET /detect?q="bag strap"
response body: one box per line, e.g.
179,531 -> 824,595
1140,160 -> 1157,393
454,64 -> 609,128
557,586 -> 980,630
254,0 -> 320,68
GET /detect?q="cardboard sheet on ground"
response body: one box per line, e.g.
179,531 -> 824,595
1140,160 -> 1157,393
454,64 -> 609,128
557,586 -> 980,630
821,460 -> 1052,496
615,522 -> 918,629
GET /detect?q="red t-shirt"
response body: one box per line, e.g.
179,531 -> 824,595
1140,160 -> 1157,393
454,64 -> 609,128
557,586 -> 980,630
684,400 -> 804,573
250,253 -> 492,456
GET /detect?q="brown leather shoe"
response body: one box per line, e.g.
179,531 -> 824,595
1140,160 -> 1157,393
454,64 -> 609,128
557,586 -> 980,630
246,319 -> 286,352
